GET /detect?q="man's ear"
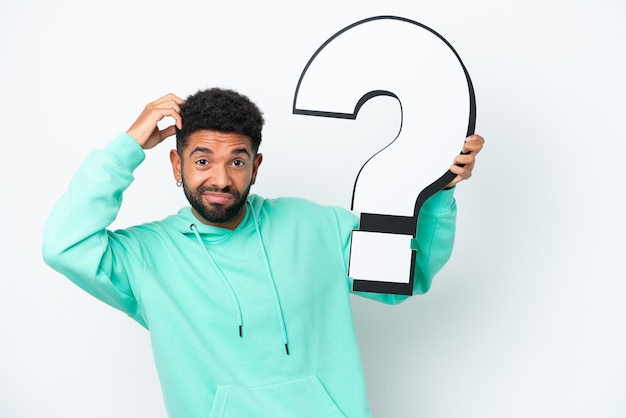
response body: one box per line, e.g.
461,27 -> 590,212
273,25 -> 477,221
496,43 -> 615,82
252,153 -> 263,184
170,149 -> 182,184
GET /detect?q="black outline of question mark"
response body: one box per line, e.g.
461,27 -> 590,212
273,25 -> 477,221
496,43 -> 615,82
293,15 -> 477,294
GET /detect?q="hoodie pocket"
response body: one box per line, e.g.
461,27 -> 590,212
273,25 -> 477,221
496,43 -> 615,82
208,375 -> 346,418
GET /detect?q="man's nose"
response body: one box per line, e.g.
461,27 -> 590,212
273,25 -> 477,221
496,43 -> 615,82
209,165 -> 232,189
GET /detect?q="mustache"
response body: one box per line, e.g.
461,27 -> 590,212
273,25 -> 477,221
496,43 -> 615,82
196,185 -> 240,198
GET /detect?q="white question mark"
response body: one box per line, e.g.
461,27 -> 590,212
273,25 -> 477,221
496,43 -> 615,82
293,16 -> 476,294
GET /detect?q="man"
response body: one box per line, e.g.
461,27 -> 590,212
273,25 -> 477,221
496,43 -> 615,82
42,88 -> 484,417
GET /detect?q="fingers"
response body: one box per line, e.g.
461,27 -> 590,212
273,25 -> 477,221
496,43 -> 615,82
153,92 -> 185,106
462,134 -> 485,155
127,93 -> 185,149
159,125 -> 178,140
445,164 -> 471,189
449,159 -> 473,180
444,134 -> 485,189
146,93 -> 185,130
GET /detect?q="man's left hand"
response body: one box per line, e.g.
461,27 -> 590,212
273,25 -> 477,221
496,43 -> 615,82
444,134 -> 485,189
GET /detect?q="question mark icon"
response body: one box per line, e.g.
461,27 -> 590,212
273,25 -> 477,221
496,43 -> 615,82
293,16 -> 476,295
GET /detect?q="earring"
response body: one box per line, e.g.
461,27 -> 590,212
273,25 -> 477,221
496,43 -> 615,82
176,181 -> 182,187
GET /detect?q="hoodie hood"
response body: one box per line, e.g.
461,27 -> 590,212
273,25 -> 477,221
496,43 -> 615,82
167,194 -> 265,238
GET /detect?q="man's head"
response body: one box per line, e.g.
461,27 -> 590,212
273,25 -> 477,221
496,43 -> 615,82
170,88 -> 265,230
175,88 -> 264,155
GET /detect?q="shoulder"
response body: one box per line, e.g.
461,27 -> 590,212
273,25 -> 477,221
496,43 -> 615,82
249,194 -> 358,227
116,210 -> 185,240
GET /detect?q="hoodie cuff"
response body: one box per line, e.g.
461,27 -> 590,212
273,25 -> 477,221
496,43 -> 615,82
421,187 -> 456,215
105,133 -> 146,171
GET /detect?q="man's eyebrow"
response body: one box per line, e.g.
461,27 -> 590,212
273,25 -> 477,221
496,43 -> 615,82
188,146 -> 252,158
189,146 -> 212,156
231,147 -> 252,158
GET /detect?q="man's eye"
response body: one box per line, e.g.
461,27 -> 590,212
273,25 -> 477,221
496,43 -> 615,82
196,159 -> 208,166
233,160 -> 245,167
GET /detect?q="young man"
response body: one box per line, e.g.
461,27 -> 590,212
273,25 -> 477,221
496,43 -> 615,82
42,88 -> 484,418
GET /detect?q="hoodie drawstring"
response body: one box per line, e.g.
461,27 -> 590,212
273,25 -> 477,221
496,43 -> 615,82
247,201 -> 290,355
188,201 -> 290,355
190,223 -> 244,338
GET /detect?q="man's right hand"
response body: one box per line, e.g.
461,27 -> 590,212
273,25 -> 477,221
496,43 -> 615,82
126,93 -> 185,149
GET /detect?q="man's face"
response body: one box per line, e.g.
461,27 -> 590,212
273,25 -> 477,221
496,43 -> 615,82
170,130 -> 262,230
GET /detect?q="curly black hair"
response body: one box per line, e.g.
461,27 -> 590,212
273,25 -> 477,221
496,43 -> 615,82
176,88 -> 264,154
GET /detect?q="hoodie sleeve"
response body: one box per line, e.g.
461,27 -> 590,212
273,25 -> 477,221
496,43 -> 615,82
42,133 -> 147,324
348,188 -> 457,304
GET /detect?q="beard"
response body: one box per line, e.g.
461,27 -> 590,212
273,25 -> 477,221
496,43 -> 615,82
183,181 -> 252,225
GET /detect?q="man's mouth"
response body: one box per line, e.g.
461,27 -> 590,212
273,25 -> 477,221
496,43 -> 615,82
202,191 -> 234,204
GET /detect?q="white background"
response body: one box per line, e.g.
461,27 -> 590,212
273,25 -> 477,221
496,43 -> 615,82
1,1 -> 625,417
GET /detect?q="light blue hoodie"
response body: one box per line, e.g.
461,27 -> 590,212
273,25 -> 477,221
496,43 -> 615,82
42,133 -> 457,417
